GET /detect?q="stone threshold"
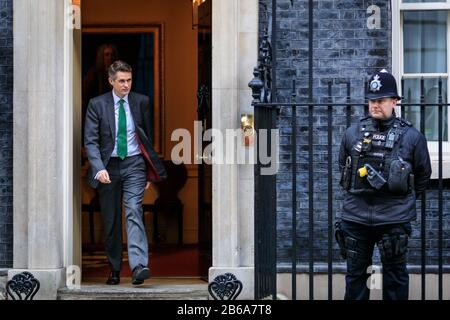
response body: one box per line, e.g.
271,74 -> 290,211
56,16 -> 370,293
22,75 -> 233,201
58,278 -> 208,300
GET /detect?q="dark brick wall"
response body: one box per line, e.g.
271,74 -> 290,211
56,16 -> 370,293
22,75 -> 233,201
259,0 -> 450,267
0,0 -> 13,268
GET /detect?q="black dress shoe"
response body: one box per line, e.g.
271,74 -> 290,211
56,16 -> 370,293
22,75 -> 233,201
132,265 -> 150,285
106,271 -> 120,285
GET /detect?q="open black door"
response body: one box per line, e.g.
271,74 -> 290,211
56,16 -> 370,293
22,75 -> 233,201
197,0 -> 212,281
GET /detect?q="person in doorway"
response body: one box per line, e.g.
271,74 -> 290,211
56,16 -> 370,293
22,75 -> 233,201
83,43 -> 119,107
84,60 -> 167,285
336,69 -> 432,300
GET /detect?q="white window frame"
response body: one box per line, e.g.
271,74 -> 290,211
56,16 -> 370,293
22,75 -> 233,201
392,0 -> 450,179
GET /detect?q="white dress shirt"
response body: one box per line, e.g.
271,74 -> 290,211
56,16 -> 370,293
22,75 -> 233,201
94,91 -> 141,180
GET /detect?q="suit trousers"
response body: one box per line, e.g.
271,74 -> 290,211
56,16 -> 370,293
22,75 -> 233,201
97,154 -> 148,271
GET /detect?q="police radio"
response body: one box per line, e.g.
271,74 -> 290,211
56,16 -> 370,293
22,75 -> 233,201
358,163 -> 387,190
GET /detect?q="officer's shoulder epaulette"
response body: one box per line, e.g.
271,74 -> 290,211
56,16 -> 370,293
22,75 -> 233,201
397,117 -> 412,127
360,116 -> 371,122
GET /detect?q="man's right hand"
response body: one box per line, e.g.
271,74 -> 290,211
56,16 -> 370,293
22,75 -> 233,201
96,170 -> 111,184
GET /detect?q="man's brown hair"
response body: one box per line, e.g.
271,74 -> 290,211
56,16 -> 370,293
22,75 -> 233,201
108,60 -> 132,80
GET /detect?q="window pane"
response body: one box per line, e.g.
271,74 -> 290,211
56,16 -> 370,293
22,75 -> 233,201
403,11 -> 447,73
403,78 -> 448,141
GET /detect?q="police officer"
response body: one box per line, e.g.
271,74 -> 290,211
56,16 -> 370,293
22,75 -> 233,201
336,69 -> 432,300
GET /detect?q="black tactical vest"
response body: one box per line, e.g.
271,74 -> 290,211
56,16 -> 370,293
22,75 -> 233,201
346,116 -> 412,195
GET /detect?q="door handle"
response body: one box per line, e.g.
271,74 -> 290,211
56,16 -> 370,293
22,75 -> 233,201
241,114 -> 255,146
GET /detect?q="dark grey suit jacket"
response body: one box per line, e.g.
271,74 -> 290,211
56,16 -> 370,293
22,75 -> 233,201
84,91 -> 167,189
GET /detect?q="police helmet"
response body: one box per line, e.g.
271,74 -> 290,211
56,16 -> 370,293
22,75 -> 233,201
366,69 -> 401,100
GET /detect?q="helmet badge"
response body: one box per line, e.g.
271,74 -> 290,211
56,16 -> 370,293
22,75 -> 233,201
370,74 -> 382,92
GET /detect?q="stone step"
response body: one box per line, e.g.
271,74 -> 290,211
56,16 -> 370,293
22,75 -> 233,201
58,282 -> 209,300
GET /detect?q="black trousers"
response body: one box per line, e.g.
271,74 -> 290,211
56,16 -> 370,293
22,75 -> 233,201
341,220 -> 412,300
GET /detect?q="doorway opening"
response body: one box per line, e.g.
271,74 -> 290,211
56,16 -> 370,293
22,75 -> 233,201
78,0 -> 212,283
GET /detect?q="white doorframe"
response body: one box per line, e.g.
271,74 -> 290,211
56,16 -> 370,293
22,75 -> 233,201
65,0 -> 82,272
64,1 -> 259,293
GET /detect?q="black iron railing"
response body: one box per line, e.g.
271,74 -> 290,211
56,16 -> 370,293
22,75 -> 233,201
251,77 -> 449,300
250,27 -> 277,300
253,0 -> 449,301
250,36 -> 449,301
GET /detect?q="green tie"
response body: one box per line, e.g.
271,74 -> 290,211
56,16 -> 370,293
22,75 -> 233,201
117,99 -> 128,160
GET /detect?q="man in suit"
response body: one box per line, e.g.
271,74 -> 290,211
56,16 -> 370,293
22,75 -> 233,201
84,60 -> 167,285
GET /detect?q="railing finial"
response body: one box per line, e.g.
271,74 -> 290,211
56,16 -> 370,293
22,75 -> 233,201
249,28 -> 273,104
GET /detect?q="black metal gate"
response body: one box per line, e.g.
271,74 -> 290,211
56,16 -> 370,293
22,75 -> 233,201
251,0 -> 449,300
